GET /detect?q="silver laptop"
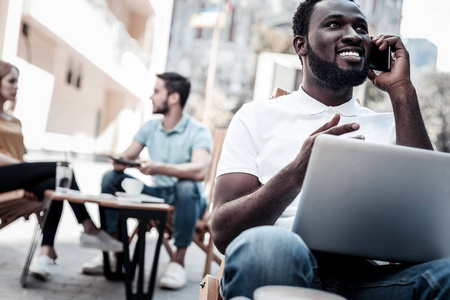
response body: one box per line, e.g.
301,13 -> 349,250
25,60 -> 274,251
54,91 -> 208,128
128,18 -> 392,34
292,134 -> 450,263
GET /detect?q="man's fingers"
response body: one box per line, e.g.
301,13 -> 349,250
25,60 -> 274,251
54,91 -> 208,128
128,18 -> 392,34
325,122 -> 360,136
310,114 -> 341,135
309,114 -> 359,143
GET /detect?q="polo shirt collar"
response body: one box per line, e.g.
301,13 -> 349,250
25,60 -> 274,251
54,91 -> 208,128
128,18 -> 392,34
295,85 -> 361,117
157,113 -> 189,134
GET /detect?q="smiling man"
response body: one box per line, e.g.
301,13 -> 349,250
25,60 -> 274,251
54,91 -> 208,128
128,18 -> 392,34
211,0 -> 449,299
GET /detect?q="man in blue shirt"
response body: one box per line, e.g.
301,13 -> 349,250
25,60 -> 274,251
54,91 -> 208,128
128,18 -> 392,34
83,72 -> 212,290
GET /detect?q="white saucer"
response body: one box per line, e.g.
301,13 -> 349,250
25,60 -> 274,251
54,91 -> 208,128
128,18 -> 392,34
115,192 -> 164,204
115,192 -> 139,198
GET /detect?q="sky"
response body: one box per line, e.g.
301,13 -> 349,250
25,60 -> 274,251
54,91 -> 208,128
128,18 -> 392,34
400,0 -> 450,72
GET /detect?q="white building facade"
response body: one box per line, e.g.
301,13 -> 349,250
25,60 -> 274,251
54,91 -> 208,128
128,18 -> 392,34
0,0 -> 173,155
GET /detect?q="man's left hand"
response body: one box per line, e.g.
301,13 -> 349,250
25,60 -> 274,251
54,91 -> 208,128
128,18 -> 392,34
136,160 -> 159,175
368,35 -> 412,95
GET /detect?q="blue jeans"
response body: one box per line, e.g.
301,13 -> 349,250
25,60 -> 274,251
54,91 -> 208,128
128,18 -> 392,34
222,226 -> 450,300
101,170 -> 206,248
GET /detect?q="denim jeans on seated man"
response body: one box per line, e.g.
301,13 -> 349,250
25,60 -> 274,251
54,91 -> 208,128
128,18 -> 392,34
222,226 -> 450,300
101,170 -> 207,248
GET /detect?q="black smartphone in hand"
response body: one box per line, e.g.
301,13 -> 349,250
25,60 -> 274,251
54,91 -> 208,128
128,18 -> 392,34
108,156 -> 141,167
369,45 -> 392,72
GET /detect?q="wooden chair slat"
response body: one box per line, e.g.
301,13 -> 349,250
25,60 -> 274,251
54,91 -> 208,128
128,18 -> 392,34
0,189 -> 42,230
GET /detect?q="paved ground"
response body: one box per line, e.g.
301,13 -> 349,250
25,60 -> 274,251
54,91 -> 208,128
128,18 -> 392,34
0,154 -> 221,300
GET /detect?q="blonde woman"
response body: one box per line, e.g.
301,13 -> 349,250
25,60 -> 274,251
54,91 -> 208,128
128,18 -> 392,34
0,60 -> 122,280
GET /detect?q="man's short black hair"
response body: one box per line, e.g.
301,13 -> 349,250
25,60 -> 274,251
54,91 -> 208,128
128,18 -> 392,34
292,0 -> 356,37
156,72 -> 191,108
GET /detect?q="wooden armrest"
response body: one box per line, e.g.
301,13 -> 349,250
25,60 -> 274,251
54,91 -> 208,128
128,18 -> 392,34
199,274 -> 222,300
199,257 -> 225,300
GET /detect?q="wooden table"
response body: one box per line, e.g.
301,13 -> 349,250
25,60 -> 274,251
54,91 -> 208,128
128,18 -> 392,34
21,190 -> 170,300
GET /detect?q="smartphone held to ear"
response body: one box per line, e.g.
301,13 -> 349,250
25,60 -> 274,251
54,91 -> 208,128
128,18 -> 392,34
369,45 -> 392,72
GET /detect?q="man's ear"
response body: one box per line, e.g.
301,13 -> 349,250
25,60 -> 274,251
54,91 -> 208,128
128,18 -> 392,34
293,35 -> 307,57
168,92 -> 180,106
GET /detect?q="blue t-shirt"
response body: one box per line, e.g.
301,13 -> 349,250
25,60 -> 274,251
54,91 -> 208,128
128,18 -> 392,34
134,113 -> 212,189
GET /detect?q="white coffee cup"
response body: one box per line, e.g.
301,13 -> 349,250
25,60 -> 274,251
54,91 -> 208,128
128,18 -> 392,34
121,178 -> 144,197
254,286 -> 347,300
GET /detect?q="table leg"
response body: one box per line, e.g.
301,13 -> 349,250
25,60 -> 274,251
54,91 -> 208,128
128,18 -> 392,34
136,218 -> 147,293
120,213 -> 133,299
99,206 -> 124,280
120,209 -> 167,300
20,195 -> 52,287
147,212 -> 166,299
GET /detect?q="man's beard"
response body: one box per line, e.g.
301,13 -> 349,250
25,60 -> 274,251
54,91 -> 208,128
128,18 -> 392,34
307,44 -> 368,90
153,98 -> 169,114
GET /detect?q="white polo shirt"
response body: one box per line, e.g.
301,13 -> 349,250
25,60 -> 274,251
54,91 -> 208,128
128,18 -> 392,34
217,86 -> 396,230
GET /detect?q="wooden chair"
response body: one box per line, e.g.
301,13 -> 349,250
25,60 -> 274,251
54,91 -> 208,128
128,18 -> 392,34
198,88 -> 293,299
138,129 -> 227,278
0,189 -> 42,230
271,86 -> 292,99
